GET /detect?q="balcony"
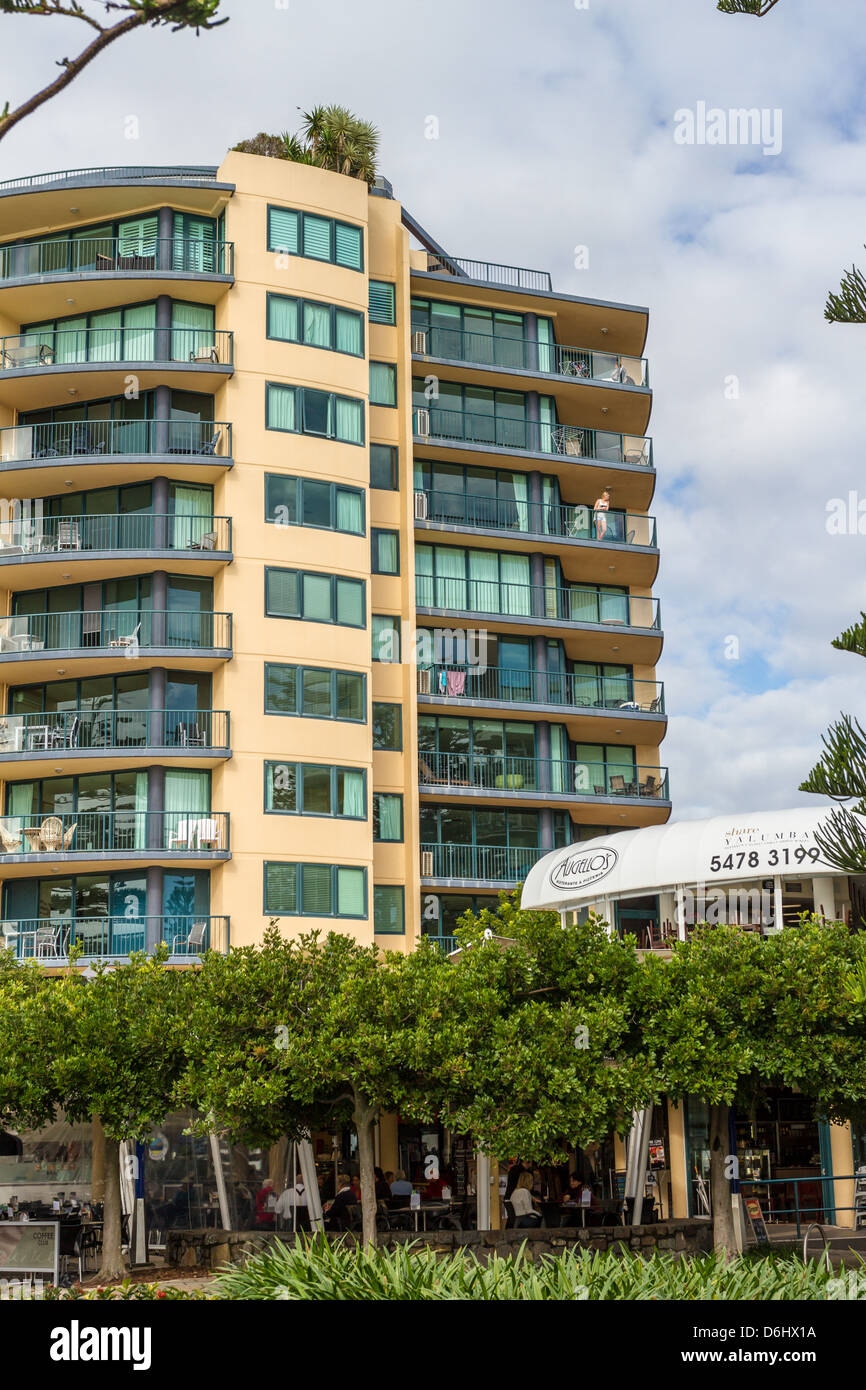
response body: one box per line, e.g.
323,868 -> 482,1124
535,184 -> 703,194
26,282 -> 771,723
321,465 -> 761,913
3,914 -> 229,962
415,489 -> 657,582
0,327 -> 234,409
0,167 -> 221,193
0,418 -> 232,495
0,513 -> 231,586
424,253 -> 552,293
418,752 -> 670,805
0,708 -> 230,775
413,325 -> 647,386
414,407 -> 650,467
0,809 -> 229,874
0,609 -> 232,682
0,237 -> 233,319
415,575 -> 662,662
418,667 -> 664,737
420,841 -> 539,886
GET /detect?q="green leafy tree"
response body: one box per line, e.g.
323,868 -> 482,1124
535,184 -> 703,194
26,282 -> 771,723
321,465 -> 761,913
438,894 -> 655,1171
800,613 -> 866,871
644,920 -> 866,1255
233,105 -> 379,184
0,951 -> 193,1281
0,1 -> 226,145
182,926 -> 458,1245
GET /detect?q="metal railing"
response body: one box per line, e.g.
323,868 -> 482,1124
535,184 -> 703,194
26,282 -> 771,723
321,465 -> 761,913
419,752 -> 669,798
414,325 -> 648,386
0,418 -> 231,464
0,708 -> 229,756
0,809 -> 229,855
425,253 -> 552,293
417,489 -> 657,546
0,236 -> 233,282
698,1173 -> 866,1240
0,167 -> 220,192
421,841 -> 539,881
415,575 -> 661,629
413,407 -> 652,467
0,326 -> 233,370
4,914 -> 229,959
0,512 -> 231,556
419,667 -> 664,714
0,609 -> 232,654
421,933 -> 457,954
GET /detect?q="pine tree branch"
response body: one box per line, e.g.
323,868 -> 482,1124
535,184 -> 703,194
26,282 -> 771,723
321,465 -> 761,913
826,252 -> 866,324
717,0 -> 782,14
800,714 -> 866,801
0,0 -> 226,144
832,612 -> 866,658
810,805 -> 866,874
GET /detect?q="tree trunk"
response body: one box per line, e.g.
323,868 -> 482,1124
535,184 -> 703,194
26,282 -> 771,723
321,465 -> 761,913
709,1102 -> 736,1259
97,1135 -> 125,1282
352,1091 -> 379,1247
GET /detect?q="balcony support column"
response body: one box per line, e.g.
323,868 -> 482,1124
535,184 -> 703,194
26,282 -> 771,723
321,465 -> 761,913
155,294 -> 172,365
540,810 -> 554,853
149,667 -> 166,751
157,207 -> 173,274
145,866 -> 163,954
533,634 -> 548,705
525,389 -> 540,453
537,720 -> 552,797
154,384 -> 171,455
530,552 -> 545,619
151,571 -> 167,647
528,471 -> 544,538
147,765 -> 165,852
524,312 -> 539,373
152,476 -> 169,550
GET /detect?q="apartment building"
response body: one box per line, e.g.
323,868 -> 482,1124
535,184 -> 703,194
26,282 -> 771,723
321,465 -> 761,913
0,152 -> 669,965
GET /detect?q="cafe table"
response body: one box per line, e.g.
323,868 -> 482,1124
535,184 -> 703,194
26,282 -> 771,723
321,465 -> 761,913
411,1200 -> 452,1233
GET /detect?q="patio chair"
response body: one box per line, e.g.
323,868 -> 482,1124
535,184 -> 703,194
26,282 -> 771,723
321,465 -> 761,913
0,823 -> 22,853
62,822 -> 77,850
189,344 -> 219,364
196,430 -> 221,456
39,816 -> 63,852
609,775 -> 627,794
641,775 -> 658,798
187,530 -> 216,552
166,819 -> 190,850
1,921 -> 19,952
56,519 -> 82,550
179,920 -> 208,954
34,923 -> 62,957
624,440 -> 648,467
419,757 -> 451,786
64,715 -> 81,749
109,621 -> 141,649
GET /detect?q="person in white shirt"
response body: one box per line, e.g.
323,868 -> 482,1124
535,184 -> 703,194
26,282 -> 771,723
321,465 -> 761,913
509,1171 -> 542,1228
274,1179 -> 308,1230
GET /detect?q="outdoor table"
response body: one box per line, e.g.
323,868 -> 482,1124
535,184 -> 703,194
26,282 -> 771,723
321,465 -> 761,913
412,1201 -> 451,1232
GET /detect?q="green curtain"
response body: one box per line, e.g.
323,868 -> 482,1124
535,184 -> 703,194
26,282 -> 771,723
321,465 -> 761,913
52,315 -> 87,364
341,771 -> 366,818
335,488 -> 363,534
600,588 -> 629,624
303,573 -> 332,622
415,545 -> 434,608
370,362 -> 396,406
336,867 -> 365,916
542,477 -> 556,535
539,395 -> 555,453
335,309 -> 362,356
376,532 -> 398,572
575,743 -> 605,796
164,769 -> 208,848
537,318 -> 554,375
171,302 -> 214,362
172,485 -> 212,548
303,301 -> 331,348
88,310 -> 122,363
335,397 -> 363,444
123,304 -> 155,362
268,296 -> 299,341
511,473 -> 529,532
549,725 -> 567,793
570,586 -> 600,624
268,384 -> 296,431
499,553 -> 530,615
468,549 -> 498,612
377,795 -> 402,841
438,547 -> 469,610
8,781 -> 36,826
134,769 -> 148,849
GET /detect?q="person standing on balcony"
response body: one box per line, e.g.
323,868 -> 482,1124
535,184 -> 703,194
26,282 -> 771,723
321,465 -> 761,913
593,487 -> 611,541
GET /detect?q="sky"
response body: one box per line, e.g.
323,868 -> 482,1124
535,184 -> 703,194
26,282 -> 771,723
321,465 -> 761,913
1,0 -> 864,822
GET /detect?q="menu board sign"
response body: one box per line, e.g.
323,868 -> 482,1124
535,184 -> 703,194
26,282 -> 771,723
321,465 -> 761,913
744,1197 -> 770,1246
0,1222 -> 59,1281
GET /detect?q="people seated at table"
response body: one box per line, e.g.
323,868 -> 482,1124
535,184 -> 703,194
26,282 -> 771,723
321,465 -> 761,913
323,1174 -> 359,1230
421,1172 -> 450,1201
504,1158 -> 531,1199
274,1177 -> 309,1231
255,1179 -> 276,1228
510,1172 -> 542,1228
374,1166 -> 392,1200
389,1168 -> 413,1197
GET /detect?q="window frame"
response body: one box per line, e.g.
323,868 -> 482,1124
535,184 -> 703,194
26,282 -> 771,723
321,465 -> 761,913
370,360 -> 398,408
266,205 -> 364,272
372,702 -> 402,751
370,443 -> 399,491
374,884 -> 405,935
264,761 -> 368,820
265,567 -> 366,629
266,291 -> 365,357
263,662 -> 366,723
264,474 -> 366,535
371,528 -> 400,575
263,861 -> 368,919
265,382 -> 365,446
372,614 -> 401,663
373,792 -> 404,843
369,280 -> 396,325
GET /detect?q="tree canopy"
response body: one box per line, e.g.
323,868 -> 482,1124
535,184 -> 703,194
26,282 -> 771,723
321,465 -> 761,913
800,613 -> 866,870
233,106 -> 379,184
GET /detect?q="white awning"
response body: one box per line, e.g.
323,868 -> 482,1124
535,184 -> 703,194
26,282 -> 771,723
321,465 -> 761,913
521,806 -> 843,912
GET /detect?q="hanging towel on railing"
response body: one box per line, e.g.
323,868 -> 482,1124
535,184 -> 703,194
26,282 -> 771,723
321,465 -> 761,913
446,670 -> 466,696
437,670 -> 448,695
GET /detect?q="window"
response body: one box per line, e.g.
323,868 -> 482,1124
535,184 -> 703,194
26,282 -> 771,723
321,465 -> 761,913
264,664 -> 365,722
373,794 -> 403,842
266,206 -> 363,271
265,762 -> 366,819
369,281 -> 396,325
265,383 -> 365,445
374,885 -> 405,934
372,529 -> 399,575
264,862 -> 367,917
265,568 -> 365,628
265,475 -> 364,535
370,362 -> 397,407
267,293 -> 364,357
372,703 -> 402,750
370,444 -> 398,491
372,615 -> 400,662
